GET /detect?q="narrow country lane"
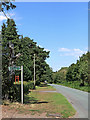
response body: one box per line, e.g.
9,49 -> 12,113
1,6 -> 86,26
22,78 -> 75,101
49,84 -> 88,118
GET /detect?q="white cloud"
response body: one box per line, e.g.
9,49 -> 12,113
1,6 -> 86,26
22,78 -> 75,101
59,48 -> 70,52
0,12 -> 16,30
58,47 -> 87,58
0,12 -> 7,21
0,12 -> 15,22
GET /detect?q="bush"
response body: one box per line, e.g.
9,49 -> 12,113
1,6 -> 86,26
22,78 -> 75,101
36,80 -> 40,86
15,81 -> 35,102
14,84 -> 21,102
23,81 -> 35,94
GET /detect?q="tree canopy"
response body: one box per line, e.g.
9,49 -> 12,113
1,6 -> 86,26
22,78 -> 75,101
52,52 -> 89,87
1,1 -> 16,19
2,19 -> 53,101
66,53 -> 89,86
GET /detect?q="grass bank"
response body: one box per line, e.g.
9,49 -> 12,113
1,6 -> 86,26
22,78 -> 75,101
3,84 -> 76,118
25,85 -> 76,118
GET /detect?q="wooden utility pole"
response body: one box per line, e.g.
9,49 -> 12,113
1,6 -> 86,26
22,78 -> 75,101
21,66 -> 23,104
34,54 -> 35,87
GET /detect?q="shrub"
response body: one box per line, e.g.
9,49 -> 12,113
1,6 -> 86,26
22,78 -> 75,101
23,81 -> 34,94
15,81 -> 35,102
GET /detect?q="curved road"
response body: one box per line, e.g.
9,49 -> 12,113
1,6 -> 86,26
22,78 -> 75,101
49,84 -> 88,118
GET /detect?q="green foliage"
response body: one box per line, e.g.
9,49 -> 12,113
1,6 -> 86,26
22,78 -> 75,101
1,1 -> 16,19
1,1 -> 16,11
2,19 -> 20,101
14,81 -> 35,102
53,67 -> 68,84
16,36 -> 51,84
66,52 -> 89,86
53,52 -> 89,91
40,64 -> 53,83
57,81 -> 89,92
2,19 -> 52,101
66,63 -> 76,82
24,81 -> 34,94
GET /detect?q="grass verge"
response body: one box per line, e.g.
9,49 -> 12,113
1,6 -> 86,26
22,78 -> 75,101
55,81 -> 89,92
27,85 -> 76,118
3,85 -> 76,118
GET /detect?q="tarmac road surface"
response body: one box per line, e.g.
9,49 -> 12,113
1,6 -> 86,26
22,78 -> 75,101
49,84 -> 88,118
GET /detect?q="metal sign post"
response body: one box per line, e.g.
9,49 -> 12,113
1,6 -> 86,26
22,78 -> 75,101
8,65 -> 23,104
21,66 -> 23,104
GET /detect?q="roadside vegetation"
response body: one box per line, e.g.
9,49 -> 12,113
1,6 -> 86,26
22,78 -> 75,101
3,84 -> 76,118
52,53 -> 90,92
2,18 -> 53,101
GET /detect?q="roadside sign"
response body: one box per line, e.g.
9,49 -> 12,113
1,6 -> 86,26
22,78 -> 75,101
16,66 -> 21,70
8,65 -> 23,104
8,66 -> 21,71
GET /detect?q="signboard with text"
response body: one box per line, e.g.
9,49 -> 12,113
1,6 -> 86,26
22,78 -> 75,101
8,66 -> 21,71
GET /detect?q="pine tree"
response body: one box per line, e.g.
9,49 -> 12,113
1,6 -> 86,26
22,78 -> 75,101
2,19 -> 20,101
2,19 -> 53,101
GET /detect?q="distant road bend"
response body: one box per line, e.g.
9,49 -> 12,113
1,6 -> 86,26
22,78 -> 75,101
49,84 -> 88,118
